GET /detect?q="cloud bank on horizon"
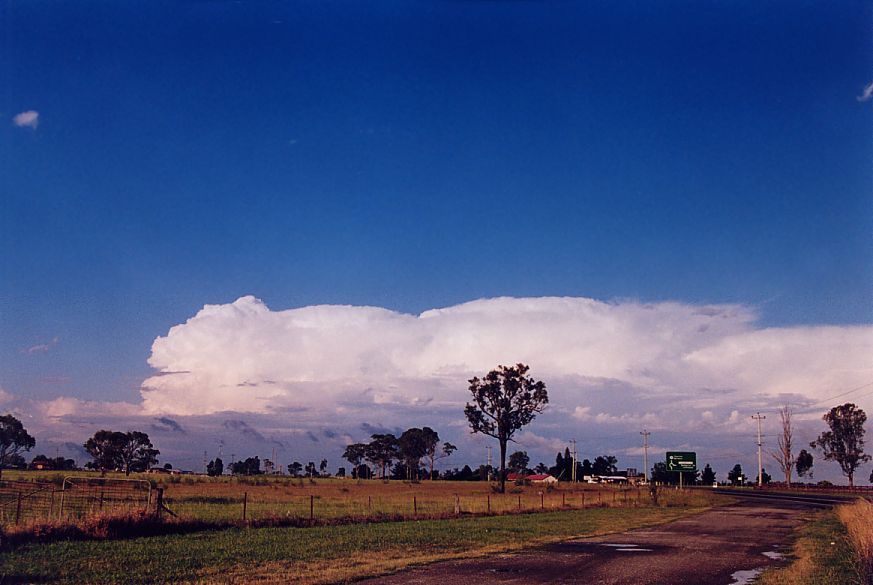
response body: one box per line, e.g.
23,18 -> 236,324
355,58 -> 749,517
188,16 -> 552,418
8,295 -> 873,476
141,295 -> 873,420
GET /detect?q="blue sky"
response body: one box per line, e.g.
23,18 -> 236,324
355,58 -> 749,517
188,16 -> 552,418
2,1 -> 872,477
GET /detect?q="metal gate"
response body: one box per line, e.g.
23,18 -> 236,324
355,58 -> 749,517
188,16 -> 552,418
58,476 -> 152,520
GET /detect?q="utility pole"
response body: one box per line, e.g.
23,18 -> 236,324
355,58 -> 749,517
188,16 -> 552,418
203,450 -> 208,474
486,445 -> 493,482
570,439 -> 577,483
752,413 -> 766,487
640,430 -> 651,482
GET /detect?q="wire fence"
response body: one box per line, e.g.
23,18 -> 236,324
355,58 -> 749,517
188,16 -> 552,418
0,477 -> 151,525
2,477 -> 718,529
162,487 -> 650,523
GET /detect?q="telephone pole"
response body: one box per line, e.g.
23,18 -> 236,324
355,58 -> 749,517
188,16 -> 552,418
570,439 -> 577,483
751,413 -> 766,487
486,445 -> 493,481
640,430 -> 651,482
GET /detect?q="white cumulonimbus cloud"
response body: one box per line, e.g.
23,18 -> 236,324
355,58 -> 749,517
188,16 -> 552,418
12,110 -> 39,129
141,296 -> 873,422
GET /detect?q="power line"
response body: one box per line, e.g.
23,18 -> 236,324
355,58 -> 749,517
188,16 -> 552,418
806,380 -> 873,407
752,380 -> 873,416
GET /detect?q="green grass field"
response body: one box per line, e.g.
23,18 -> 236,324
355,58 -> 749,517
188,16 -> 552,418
0,503 -> 718,584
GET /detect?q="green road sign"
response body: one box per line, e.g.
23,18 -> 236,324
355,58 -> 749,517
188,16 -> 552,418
666,451 -> 697,473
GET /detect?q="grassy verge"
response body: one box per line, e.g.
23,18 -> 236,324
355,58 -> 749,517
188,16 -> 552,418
836,499 -> 873,584
0,503 -> 714,584
758,508 -> 859,585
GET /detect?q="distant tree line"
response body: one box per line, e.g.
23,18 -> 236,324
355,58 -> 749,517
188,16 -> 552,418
504,449 -> 621,481
84,430 -> 160,475
2,396 -> 872,487
343,427 -> 457,481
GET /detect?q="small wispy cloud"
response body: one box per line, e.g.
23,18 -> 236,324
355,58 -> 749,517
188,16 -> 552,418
22,337 -> 59,355
857,82 -> 873,103
12,110 -> 39,129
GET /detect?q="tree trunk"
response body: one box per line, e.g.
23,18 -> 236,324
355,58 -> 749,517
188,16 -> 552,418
848,471 -> 854,487
499,438 -> 507,494
429,455 -> 435,480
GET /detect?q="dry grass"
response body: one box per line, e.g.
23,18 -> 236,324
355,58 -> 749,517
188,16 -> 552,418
6,469 -> 709,527
2,510 -> 166,547
837,498 -> 873,584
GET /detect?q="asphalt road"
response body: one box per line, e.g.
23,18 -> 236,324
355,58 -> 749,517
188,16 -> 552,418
364,499 -> 816,585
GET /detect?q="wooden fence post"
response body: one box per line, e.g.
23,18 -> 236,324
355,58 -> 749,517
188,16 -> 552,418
517,495 -> 521,510
413,496 -> 417,517
242,491 -> 247,521
540,492 -> 544,509
487,494 -> 491,514
454,495 -> 460,515
310,494 -> 314,521
15,491 -> 22,525
155,488 -> 164,519
581,492 -> 585,508
562,492 -> 565,507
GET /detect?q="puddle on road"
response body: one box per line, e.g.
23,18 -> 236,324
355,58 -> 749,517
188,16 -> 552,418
727,549 -> 784,583
599,544 -> 653,553
729,568 -> 763,585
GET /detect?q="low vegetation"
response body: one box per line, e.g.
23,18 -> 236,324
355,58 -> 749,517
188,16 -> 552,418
836,498 -> 873,583
760,498 -> 872,585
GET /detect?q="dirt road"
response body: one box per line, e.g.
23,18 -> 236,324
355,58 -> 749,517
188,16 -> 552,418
364,499 -> 814,585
